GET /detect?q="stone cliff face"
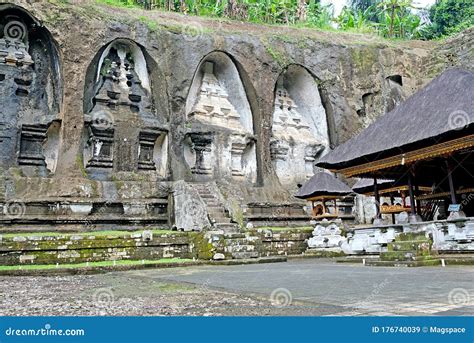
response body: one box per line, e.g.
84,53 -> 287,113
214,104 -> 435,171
0,0 -> 471,231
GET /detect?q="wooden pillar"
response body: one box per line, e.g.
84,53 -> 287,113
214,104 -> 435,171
334,199 -> 339,217
373,176 -> 382,219
390,195 -> 396,224
407,172 -> 416,216
414,181 -> 421,215
322,199 -> 327,214
445,158 -> 457,205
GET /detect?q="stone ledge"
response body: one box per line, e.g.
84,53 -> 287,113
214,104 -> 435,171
0,256 -> 286,276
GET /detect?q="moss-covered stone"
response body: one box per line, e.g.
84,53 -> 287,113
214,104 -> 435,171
193,232 -> 214,260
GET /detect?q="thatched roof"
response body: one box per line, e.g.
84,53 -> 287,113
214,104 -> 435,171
352,178 -> 394,194
352,178 -> 396,194
295,172 -> 353,199
317,68 -> 474,169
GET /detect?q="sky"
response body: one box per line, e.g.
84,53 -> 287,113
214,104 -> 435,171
321,0 -> 437,17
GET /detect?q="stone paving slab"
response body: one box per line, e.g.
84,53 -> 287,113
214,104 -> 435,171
130,259 -> 474,316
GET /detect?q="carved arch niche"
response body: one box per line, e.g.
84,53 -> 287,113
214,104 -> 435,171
82,39 -> 169,180
0,4 -> 62,174
184,51 -> 257,183
271,65 -> 330,188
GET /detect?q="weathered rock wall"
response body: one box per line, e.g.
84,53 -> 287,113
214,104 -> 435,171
0,1 -> 471,231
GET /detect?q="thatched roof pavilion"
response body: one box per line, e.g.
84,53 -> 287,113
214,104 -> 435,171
317,68 -> 474,220
295,172 -> 353,220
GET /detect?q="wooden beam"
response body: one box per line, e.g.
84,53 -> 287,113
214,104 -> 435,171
445,158 -> 457,204
334,135 -> 474,177
373,176 -> 382,219
407,172 -> 417,216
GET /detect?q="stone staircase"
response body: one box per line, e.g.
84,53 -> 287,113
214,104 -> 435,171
366,232 -> 441,267
215,232 -> 260,259
192,183 -> 240,232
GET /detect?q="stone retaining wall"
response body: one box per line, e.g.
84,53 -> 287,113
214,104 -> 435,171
0,232 -> 195,265
0,229 -> 313,265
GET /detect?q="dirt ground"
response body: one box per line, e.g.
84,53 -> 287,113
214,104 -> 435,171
0,273 -> 331,316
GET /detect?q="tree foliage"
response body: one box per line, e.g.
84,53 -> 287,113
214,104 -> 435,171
421,0 -> 474,39
102,0 -> 473,40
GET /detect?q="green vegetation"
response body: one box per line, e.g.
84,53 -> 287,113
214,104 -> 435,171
139,15 -> 160,31
422,0 -> 474,39
0,258 -> 193,271
94,0 -> 473,40
96,0 -> 141,8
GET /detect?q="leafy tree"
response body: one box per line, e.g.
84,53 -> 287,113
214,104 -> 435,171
421,0 -> 474,39
336,6 -> 375,32
376,0 -> 417,38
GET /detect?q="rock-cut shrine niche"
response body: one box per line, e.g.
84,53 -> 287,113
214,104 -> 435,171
271,65 -> 330,188
184,52 -> 257,183
0,5 -> 62,174
82,39 -> 168,180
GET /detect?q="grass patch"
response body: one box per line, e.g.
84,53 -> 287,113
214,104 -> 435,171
0,258 -> 193,271
95,0 -> 141,9
1,229 -> 176,239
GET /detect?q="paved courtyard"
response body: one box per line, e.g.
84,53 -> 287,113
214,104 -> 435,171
124,259 -> 474,316
1,259 -> 473,316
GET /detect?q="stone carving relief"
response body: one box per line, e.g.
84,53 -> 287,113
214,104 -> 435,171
271,66 -> 330,188
83,40 -> 168,179
0,11 -> 61,174
185,55 -> 257,183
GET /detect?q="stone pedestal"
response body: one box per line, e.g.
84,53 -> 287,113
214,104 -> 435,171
189,134 -> 213,176
231,135 -> 247,177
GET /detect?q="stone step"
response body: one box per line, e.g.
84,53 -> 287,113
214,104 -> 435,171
231,251 -> 260,259
208,208 -> 227,216
212,217 -> 232,224
225,245 -> 257,253
365,259 -> 441,267
223,238 -> 253,245
388,240 -> 432,252
396,232 -> 428,241
380,251 -> 437,261
223,233 -> 246,239
203,200 -> 219,206
199,193 -> 215,199
214,223 -> 240,231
